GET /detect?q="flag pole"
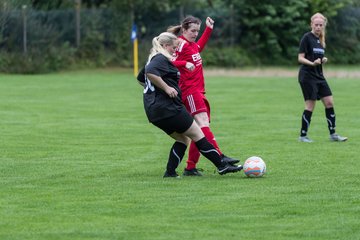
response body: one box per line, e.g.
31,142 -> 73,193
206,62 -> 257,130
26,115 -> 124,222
131,24 -> 138,77
133,38 -> 138,77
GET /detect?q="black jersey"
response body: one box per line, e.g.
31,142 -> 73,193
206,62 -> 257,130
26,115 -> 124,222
143,54 -> 183,122
298,32 -> 326,82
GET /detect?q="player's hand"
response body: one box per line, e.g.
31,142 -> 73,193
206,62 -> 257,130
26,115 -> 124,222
313,58 -> 322,66
185,62 -> 195,71
206,17 -> 214,29
166,87 -> 178,98
322,57 -> 328,64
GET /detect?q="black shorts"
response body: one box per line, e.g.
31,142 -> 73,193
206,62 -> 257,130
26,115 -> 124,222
299,71 -> 332,101
298,70 -> 332,100
299,80 -> 332,101
152,106 -> 194,135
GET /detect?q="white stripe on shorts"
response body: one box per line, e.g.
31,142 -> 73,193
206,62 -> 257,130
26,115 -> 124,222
187,95 -> 196,114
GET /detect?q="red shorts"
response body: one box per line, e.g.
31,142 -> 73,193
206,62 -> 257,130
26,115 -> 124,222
182,92 -> 211,120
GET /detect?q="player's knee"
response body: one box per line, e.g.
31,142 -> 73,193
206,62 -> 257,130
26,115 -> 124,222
325,103 -> 333,108
194,113 -> 209,127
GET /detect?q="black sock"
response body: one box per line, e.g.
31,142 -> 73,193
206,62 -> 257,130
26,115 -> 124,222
300,110 -> 312,137
325,107 -> 336,134
166,142 -> 187,174
194,137 -> 224,168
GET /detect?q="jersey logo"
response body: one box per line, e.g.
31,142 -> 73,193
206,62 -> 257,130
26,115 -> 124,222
313,48 -> 324,54
192,53 -> 201,62
192,53 -> 202,66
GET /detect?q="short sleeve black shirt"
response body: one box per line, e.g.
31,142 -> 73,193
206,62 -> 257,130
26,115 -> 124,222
143,54 -> 182,122
299,32 -> 326,82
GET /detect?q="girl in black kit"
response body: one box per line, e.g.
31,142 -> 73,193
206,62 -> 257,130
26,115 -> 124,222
138,32 -> 242,177
298,12 -> 347,143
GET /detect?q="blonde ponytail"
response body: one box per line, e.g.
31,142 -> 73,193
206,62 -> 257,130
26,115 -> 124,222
148,32 -> 178,63
311,12 -> 327,48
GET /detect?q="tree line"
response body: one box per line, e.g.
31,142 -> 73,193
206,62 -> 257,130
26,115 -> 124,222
0,0 -> 359,73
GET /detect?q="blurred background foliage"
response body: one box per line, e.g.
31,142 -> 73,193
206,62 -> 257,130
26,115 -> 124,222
0,0 -> 359,73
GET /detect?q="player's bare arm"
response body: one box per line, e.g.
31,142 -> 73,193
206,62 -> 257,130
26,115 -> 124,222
298,53 -> 321,66
146,73 -> 178,98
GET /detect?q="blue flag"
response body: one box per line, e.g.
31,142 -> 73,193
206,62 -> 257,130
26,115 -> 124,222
131,24 -> 137,42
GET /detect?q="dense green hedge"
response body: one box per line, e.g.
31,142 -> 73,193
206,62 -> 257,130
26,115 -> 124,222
0,1 -> 359,73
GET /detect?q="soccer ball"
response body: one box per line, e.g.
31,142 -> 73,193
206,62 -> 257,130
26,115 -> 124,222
243,156 -> 266,177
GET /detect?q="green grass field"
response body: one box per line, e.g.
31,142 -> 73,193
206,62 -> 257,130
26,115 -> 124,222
1,68 -> 359,240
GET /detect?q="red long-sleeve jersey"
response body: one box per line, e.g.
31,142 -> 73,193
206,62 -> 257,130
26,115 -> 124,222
173,26 -> 212,97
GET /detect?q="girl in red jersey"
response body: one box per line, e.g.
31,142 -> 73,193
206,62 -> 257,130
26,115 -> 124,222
168,16 -> 240,176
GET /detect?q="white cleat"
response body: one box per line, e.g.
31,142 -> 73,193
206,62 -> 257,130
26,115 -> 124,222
329,133 -> 348,142
298,136 -> 313,143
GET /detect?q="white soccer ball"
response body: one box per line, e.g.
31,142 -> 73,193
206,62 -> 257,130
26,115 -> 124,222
243,156 -> 266,177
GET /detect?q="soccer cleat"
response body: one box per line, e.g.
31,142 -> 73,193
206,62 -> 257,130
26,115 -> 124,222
221,154 -> 240,164
218,163 -> 243,175
329,133 -> 348,142
183,168 -> 203,176
298,136 -> 313,143
163,171 -> 180,178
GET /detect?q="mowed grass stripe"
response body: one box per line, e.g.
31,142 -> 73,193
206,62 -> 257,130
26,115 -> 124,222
0,69 -> 359,240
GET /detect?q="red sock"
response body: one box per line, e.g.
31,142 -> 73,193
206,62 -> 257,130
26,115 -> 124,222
201,126 -> 222,155
186,141 -> 200,170
186,126 -> 222,170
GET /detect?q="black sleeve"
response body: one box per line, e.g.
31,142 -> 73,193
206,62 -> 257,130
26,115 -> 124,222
146,54 -> 169,77
137,67 -> 146,83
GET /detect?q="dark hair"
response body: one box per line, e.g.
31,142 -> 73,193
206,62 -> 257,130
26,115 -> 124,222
181,15 -> 201,30
167,15 -> 201,36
